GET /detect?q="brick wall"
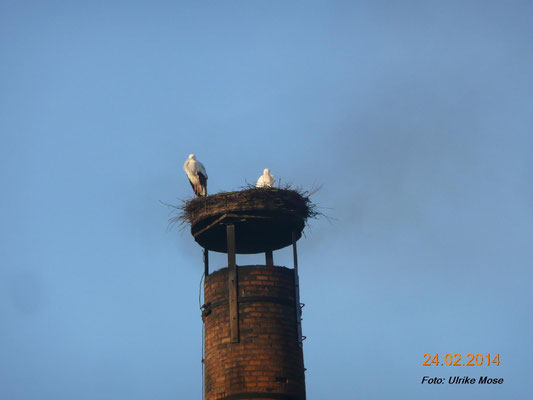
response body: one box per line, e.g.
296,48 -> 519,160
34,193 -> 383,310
203,265 -> 306,400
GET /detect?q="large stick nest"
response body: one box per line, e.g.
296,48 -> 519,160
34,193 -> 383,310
172,186 -> 320,228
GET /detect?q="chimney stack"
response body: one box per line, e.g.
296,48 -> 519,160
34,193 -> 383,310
185,189 -> 308,400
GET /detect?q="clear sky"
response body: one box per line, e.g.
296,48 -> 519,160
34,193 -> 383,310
1,1 -> 532,399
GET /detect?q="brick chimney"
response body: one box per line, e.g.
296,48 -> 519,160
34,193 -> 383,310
186,189 -> 308,400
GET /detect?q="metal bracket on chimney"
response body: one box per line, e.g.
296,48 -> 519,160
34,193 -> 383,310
227,224 -> 239,343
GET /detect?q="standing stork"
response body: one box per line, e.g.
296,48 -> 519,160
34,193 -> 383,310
256,168 -> 275,188
184,154 -> 208,196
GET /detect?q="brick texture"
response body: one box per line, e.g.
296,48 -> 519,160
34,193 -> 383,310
203,265 -> 306,400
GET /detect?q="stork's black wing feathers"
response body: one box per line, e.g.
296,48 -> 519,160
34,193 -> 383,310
198,172 -> 207,190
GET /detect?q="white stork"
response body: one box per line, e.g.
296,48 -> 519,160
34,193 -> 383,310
256,168 -> 275,188
184,154 -> 208,196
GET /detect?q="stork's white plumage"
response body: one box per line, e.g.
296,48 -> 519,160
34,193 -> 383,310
184,154 -> 208,196
256,168 -> 275,188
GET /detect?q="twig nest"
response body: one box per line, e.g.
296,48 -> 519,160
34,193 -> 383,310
177,187 -> 317,254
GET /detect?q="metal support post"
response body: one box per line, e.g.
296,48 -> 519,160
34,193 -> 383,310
292,232 -> 303,348
227,224 -> 239,343
265,250 -> 274,267
203,248 -> 209,276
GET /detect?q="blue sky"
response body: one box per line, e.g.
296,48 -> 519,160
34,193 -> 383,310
1,1 -> 532,399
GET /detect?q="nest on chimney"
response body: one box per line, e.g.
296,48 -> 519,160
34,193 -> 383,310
169,185 -> 321,230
